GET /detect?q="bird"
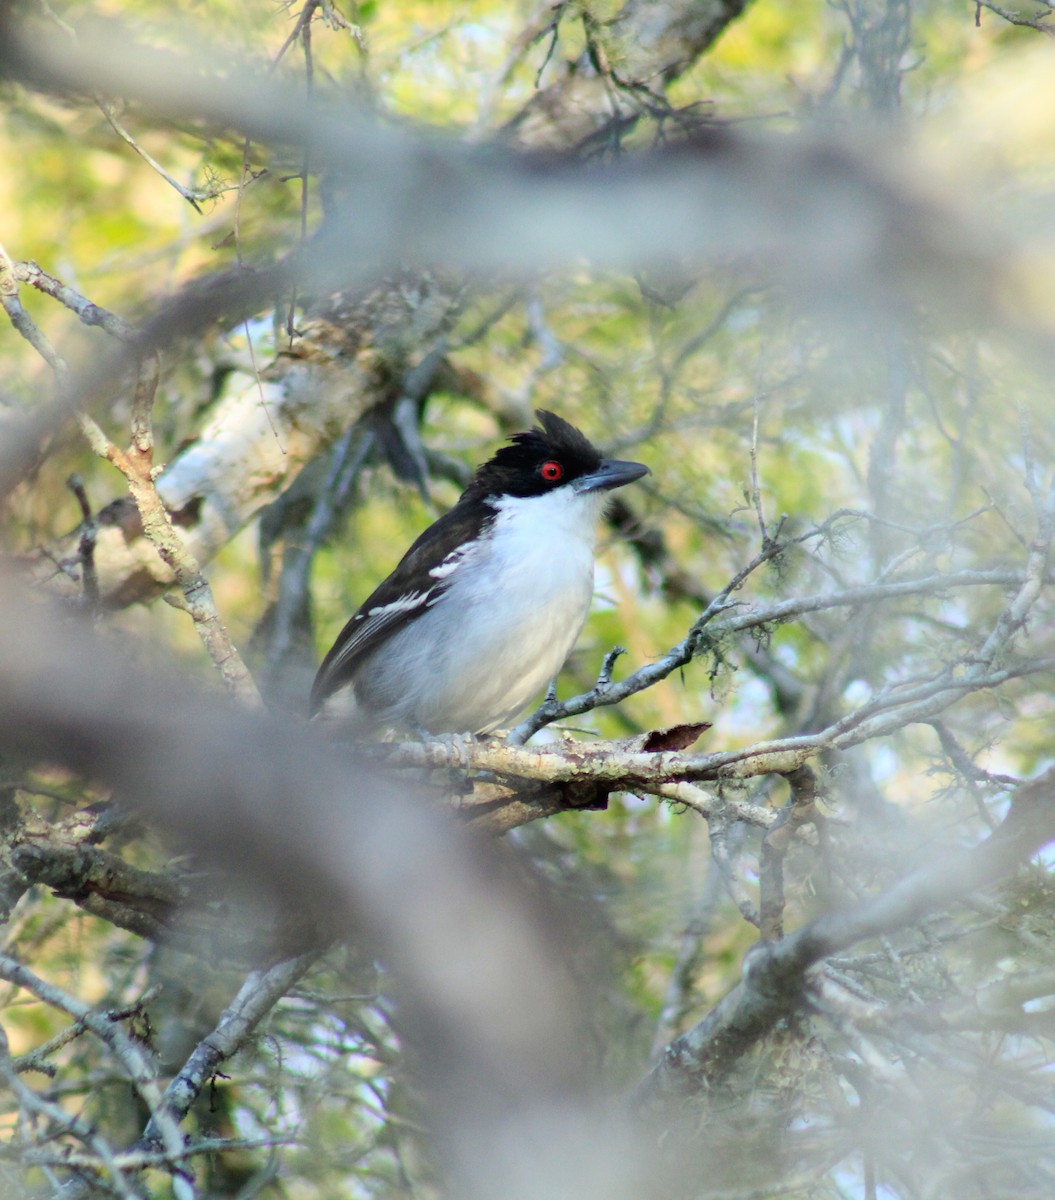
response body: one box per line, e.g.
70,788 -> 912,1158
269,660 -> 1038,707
309,410 -> 650,736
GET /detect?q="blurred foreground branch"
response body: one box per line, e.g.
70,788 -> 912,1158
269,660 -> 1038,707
637,762 -> 1055,1108
0,8 -> 1041,504
0,576 -> 639,1199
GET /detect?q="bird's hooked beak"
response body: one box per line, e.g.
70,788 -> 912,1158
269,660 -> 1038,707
573,457 -> 650,494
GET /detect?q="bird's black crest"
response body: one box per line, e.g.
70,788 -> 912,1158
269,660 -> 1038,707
465,410 -> 603,500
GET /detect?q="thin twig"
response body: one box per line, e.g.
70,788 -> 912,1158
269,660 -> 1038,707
0,1024 -> 146,1200
388,653 -> 1055,795
748,390 -> 769,543
759,766 -> 821,941
0,251 -> 261,704
0,954 -> 194,1199
139,953 -> 319,1147
510,556 -> 1049,744
976,0 -> 1055,35
99,101 -> 208,211
65,474 -> 100,614
13,258 -> 136,339
637,763 -> 1055,1107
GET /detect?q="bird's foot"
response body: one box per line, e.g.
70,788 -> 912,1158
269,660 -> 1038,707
412,726 -> 477,770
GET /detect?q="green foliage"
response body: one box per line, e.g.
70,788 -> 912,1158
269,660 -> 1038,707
5,1 -> 1055,1197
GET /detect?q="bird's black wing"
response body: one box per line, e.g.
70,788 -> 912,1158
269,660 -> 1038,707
309,497 -> 493,714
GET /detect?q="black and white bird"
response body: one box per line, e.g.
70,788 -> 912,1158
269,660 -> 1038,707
309,410 -> 649,735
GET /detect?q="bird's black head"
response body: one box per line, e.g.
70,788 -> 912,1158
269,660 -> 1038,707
465,410 -> 649,501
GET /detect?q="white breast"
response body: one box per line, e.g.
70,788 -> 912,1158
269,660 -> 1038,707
356,487 -> 607,733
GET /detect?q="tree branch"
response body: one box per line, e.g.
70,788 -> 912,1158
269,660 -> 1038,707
139,953 -> 319,1149
0,953 -> 193,1198
510,566 -> 1051,743
636,764 -> 1055,1109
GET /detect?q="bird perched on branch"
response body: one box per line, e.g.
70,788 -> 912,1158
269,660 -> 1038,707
310,410 -> 649,735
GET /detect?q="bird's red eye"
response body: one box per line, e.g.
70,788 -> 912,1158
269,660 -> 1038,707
540,460 -> 563,482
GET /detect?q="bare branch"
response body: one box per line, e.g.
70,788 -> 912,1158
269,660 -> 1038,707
0,953 -> 193,1197
139,953 -> 320,1148
976,0 -> 1055,35
759,766 -> 822,941
0,1023 -> 146,1200
0,248 -> 258,699
0,10 -> 1037,506
511,556 -> 1054,744
0,574 -> 618,1199
12,258 -> 136,339
637,764 -> 1055,1108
